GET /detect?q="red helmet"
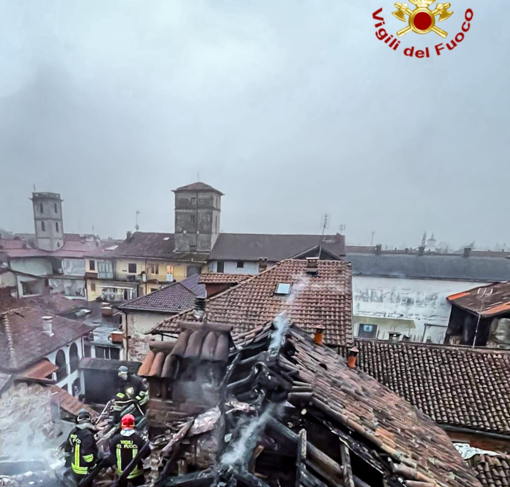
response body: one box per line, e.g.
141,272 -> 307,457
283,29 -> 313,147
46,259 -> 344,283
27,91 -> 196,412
121,414 -> 135,429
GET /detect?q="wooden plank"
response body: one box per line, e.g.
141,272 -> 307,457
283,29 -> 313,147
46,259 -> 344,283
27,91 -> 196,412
340,443 -> 355,487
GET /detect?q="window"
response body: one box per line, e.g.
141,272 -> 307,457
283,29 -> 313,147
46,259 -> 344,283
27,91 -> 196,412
217,261 -> 224,273
84,344 -> 92,358
69,343 -> 79,372
190,214 -> 196,223
72,378 -> 81,397
95,346 -> 120,360
357,324 -> 378,339
89,260 -> 96,271
55,350 -> 67,381
39,203 -> 43,213
55,222 -> 59,233
41,221 -> 46,232
191,197 -> 196,206
237,261 -> 244,268
128,263 -> 137,273
275,283 -> 292,295
54,203 -> 58,213
149,264 -> 159,274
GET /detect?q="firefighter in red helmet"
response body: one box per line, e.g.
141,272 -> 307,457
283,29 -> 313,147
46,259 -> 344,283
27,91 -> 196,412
109,414 -> 149,486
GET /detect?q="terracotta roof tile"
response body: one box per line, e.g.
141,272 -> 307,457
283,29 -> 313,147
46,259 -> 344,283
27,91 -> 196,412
351,340 -> 510,435
199,273 -> 253,284
50,386 -> 98,419
448,281 -> 510,317
467,453 -> 510,487
153,259 -> 353,346
118,275 -> 205,313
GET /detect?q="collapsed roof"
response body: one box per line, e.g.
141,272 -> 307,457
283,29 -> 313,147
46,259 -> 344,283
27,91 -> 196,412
448,281 -> 510,318
144,321 -> 480,487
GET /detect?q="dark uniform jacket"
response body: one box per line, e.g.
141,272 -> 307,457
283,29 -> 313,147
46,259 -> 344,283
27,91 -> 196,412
113,375 -> 148,420
109,429 -> 148,480
65,424 -> 98,476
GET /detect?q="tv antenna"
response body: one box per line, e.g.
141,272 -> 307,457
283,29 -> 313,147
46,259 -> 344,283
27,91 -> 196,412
318,213 -> 330,258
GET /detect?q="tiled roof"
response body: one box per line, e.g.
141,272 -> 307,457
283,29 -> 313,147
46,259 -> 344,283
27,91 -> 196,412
118,275 -> 205,313
0,291 -> 82,315
153,259 -> 353,346
350,340 -> 510,435
234,325 -> 480,487
210,233 -> 346,261
0,239 -> 28,250
448,282 -> 510,318
467,453 -> 510,487
50,386 -> 98,419
173,182 -> 223,194
106,232 -> 208,261
139,321 -> 233,378
0,307 -> 93,372
198,273 -> 253,284
347,253 -> 510,282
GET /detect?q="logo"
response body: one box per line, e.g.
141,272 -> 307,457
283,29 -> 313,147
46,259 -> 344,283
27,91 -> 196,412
372,2 -> 473,58
393,1 -> 453,38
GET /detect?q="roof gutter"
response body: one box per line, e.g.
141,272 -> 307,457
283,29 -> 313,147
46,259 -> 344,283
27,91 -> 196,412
441,424 -> 510,442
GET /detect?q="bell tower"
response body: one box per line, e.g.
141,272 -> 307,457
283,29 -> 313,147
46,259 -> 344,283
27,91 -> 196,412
31,192 -> 64,251
173,182 -> 223,253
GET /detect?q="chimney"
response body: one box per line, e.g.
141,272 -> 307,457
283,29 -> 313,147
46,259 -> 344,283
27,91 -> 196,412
347,346 -> 359,368
258,257 -> 268,273
375,244 -> 382,255
42,316 -> 54,337
463,247 -> 471,258
418,246 -> 425,256
306,257 -> 319,275
126,231 -> 132,241
194,296 -> 206,321
388,332 -> 401,344
314,325 -> 325,345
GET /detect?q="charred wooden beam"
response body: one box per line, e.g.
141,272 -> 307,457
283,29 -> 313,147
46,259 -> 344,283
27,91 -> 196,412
295,429 -> 307,487
340,443 -> 355,487
162,470 -> 214,486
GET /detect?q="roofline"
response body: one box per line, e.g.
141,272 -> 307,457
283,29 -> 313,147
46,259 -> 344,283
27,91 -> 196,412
99,253 -> 208,263
149,259 -> 352,335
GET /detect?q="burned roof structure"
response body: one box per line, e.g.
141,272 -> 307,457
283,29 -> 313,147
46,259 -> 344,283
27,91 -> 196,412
143,321 -> 480,487
152,259 -> 353,347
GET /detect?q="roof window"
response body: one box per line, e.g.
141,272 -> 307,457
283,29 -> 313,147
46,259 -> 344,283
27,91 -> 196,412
275,283 -> 292,296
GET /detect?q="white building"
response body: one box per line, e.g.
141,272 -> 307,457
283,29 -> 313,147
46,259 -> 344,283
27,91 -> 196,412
348,249 -> 510,343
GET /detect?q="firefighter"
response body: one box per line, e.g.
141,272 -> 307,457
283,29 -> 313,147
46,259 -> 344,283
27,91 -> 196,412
112,366 -> 148,423
109,414 -> 149,487
64,409 -> 98,487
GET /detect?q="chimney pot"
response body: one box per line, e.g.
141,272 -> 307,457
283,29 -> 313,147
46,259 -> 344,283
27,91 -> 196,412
258,257 -> 268,273
314,325 -> 325,345
126,231 -> 132,240
347,346 -> 359,368
375,244 -> 382,255
306,257 -> 319,274
388,332 -> 401,344
194,296 -> 206,321
463,247 -> 472,258
42,316 -> 54,337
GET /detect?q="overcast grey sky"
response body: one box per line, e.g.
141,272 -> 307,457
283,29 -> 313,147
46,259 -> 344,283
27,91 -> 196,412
0,0 -> 507,249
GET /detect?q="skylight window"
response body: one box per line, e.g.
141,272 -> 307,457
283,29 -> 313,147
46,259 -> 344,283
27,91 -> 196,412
275,283 -> 292,296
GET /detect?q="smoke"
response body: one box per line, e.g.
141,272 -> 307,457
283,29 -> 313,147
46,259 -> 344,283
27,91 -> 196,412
0,383 -> 65,468
220,404 -> 277,467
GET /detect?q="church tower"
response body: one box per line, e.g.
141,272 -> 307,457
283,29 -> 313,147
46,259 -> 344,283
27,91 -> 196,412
31,192 -> 64,251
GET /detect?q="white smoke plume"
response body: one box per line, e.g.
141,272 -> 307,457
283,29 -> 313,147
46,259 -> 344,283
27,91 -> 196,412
220,404 -> 277,467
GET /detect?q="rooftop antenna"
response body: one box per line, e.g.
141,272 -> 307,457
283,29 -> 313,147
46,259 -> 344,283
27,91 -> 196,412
339,224 -> 346,234
370,231 -> 375,246
197,171 -> 200,182
135,210 -> 141,231
318,213 -> 330,258
33,184 -> 36,191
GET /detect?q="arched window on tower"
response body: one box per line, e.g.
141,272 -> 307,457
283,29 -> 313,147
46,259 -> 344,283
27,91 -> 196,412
56,222 -> 59,233
39,203 -> 43,213
41,221 -> 46,232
